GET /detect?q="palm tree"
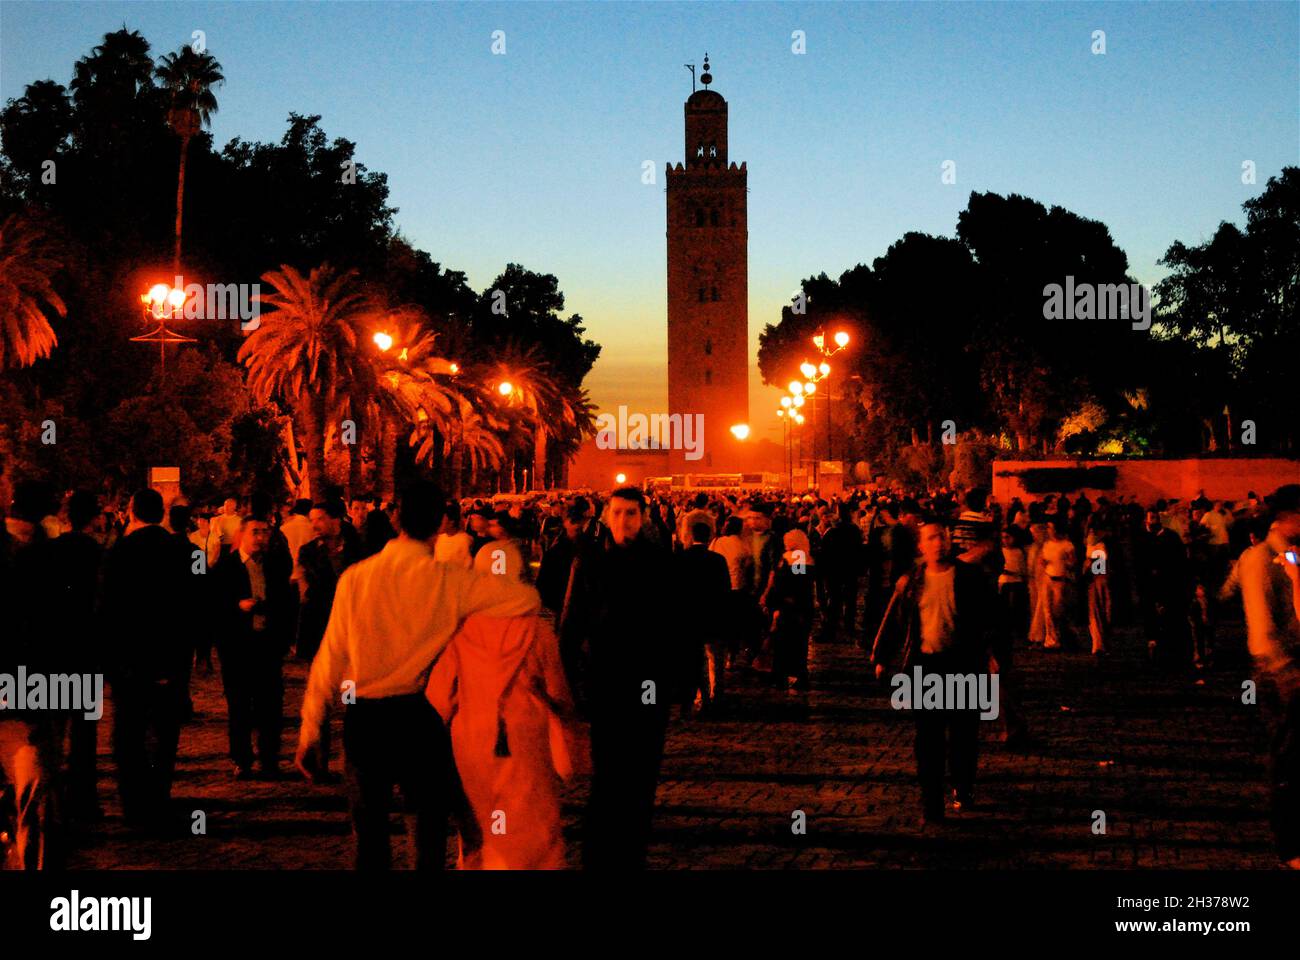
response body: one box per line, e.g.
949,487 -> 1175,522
363,310 -> 458,501
0,214 -> 66,369
412,392 -> 505,498
484,342 -> 568,491
155,47 -> 224,277
238,264 -> 367,496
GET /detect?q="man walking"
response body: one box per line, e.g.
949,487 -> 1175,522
561,486 -> 674,868
215,515 -> 296,780
870,519 -> 996,823
294,482 -> 540,870
99,488 -> 196,833
1237,485 -> 1300,868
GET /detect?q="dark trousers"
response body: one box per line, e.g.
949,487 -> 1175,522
822,574 -> 859,635
999,581 -> 1029,642
584,693 -> 669,869
65,711 -> 99,818
913,654 -> 980,819
343,694 -> 455,870
1261,671 -> 1300,862
218,639 -> 284,771
111,679 -> 185,826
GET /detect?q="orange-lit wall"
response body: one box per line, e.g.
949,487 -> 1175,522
992,458 -> 1300,504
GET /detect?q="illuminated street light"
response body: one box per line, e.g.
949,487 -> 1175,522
780,396 -> 793,409
373,331 -> 393,352
615,473 -> 627,485
498,381 -> 514,397
794,413 -> 805,425
803,381 -> 816,395
800,361 -> 817,379
792,394 -> 805,408
788,380 -> 802,396
818,361 -> 830,376
730,423 -> 750,441
448,362 -> 459,375
134,282 -> 196,382
834,331 -> 850,348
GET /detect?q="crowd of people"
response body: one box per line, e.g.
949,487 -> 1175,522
1,475 -> 1298,870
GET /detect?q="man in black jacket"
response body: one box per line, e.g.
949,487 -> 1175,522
293,501 -> 362,782
47,491 -> 105,821
99,488 -> 196,832
674,520 -> 733,716
561,486 -> 673,869
214,515 -> 295,779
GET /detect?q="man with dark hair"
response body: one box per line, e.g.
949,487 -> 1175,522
355,493 -> 396,559
1238,484 -> 1300,868
45,492 -> 106,820
98,487 -> 196,832
0,482 -> 60,866
295,481 -> 540,869
465,507 -> 493,559
294,501 -> 363,782
214,515 -> 296,779
281,498 -> 315,567
541,505 -> 586,604
1137,508 -> 1191,668
561,485 -> 674,868
677,491 -> 714,549
870,519 -> 996,823
433,500 -> 473,569
818,503 -> 864,642
675,519 -> 733,715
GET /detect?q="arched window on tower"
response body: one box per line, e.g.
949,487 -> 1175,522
695,208 -> 705,228
704,339 -> 712,356
710,208 -> 720,227
698,287 -> 706,303
696,143 -> 705,158
708,143 -> 718,159
711,286 -> 720,302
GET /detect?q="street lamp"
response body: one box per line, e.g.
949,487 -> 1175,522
373,331 -> 393,352
615,473 -> 627,485
133,281 -> 196,383
730,423 -> 750,441
812,329 -> 850,463
498,381 -> 514,397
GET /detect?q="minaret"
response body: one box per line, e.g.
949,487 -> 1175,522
665,54 -> 749,474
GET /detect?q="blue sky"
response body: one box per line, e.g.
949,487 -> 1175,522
2,1 -> 1296,443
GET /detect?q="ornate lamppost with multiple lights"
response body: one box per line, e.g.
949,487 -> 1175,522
134,282 -> 197,384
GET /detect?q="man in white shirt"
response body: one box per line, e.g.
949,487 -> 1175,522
295,482 -> 540,869
432,501 -> 473,570
1039,520 -> 1078,650
279,498 -> 315,566
207,497 -> 242,566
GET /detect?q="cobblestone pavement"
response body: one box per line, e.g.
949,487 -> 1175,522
64,613 -> 1277,870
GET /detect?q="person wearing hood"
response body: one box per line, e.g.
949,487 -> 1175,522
426,542 -> 577,869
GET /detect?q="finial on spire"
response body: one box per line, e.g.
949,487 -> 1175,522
701,53 -> 712,87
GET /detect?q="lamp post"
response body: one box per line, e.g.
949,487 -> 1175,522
134,282 -> 196,384
811,329 -> 850,461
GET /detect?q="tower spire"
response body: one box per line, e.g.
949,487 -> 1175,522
701,53 -> 712,87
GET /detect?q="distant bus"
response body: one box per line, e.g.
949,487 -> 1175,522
643,473 -> 781,493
